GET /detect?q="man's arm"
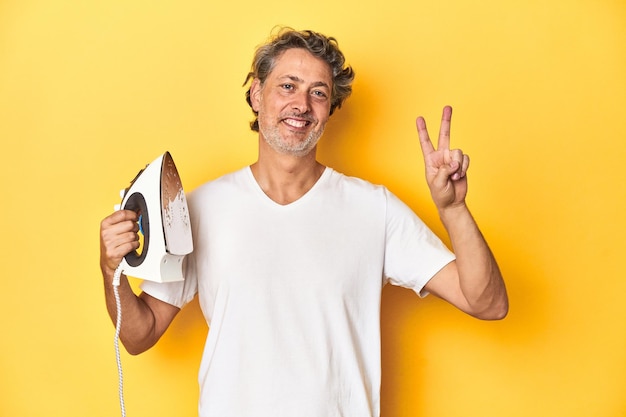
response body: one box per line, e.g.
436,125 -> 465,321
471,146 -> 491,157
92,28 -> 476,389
417,106 -> 508,320
424,205 -> 508,320
100,209 -> 180,354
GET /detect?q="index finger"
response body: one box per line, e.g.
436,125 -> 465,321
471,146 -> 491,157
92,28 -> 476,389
437,105 -> 453,150
416,116 -> 435,157
101,209 -> 139,228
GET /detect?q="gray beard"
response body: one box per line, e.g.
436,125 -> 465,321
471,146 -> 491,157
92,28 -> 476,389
259,116 -> 325,158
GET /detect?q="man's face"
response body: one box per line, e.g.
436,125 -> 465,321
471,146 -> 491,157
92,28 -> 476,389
251,48 -> 333,157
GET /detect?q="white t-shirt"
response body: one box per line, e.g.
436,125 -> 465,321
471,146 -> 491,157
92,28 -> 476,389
141,166 -> 455,417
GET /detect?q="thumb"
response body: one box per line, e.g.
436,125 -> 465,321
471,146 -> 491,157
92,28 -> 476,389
432,160 -> 459,187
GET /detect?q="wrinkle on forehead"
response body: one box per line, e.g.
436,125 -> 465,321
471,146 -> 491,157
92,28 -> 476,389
269,49 -> 333,87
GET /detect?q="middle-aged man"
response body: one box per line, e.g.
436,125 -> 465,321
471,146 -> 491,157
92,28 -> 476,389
100,28 -> 508,417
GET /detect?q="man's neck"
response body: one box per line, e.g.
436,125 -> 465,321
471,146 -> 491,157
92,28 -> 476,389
250,145 -> 326,205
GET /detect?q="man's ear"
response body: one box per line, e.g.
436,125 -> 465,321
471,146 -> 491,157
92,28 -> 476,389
250,78 -> 262,112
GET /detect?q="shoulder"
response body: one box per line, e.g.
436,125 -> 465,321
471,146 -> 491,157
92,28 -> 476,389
326,168 -> 410,206
184,167 -> 255,222
319,169 -> 407,220
325,168 -> 387,195
326,170 -> 427,222
189,167 -> 250,201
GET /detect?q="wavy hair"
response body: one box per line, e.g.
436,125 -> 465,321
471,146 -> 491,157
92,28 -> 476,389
244,28 -> 355,132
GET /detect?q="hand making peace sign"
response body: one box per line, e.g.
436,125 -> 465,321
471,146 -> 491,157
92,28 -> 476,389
416,106 -> 470,211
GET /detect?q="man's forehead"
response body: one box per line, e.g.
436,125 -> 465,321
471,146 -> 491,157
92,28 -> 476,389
270,48 -> 332,84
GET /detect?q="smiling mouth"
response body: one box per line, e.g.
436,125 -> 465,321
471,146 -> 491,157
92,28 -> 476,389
282,117 -> 312,129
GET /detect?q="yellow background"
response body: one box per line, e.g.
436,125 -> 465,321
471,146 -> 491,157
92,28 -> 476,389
1,0 -> 625,416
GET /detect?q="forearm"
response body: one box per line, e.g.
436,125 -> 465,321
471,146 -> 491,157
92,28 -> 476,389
102,268 -> 160,355
439,203 -> 508,319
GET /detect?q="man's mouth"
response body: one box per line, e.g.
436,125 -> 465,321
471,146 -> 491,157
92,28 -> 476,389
282,117 -> 313,129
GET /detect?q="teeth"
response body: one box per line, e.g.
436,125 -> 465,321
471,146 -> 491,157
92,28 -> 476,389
284,118 -> 308,128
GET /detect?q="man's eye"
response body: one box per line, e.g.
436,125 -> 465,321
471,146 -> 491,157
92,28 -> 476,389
281,84 -> 294,90
312,90 -> 328,98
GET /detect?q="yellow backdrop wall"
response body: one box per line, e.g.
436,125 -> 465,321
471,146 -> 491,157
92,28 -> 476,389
1,0 -> 625,416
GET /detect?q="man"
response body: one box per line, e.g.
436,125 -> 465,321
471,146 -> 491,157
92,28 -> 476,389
100,28 -> 508,417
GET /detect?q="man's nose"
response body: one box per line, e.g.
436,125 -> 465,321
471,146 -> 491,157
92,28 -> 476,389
290,91 -> 310,114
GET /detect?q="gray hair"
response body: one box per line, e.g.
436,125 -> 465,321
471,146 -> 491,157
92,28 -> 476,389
244,28 -> 355,132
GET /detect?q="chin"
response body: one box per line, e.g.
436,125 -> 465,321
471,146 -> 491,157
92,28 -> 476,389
261,128 -> 322,158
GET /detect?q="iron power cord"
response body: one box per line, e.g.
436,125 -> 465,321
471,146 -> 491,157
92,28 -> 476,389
112,264 -> 127,417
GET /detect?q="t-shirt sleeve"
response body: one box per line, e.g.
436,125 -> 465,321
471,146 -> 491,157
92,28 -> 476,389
382,189 -> 455,297
139,252 -> 198,308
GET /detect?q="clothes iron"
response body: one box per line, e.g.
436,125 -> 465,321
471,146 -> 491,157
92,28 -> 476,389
117,152 -> 193,283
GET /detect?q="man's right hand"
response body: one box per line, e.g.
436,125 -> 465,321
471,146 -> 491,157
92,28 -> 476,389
99,210 -> 140,276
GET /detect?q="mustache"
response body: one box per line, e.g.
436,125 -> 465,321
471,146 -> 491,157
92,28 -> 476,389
280,112 -> 316,124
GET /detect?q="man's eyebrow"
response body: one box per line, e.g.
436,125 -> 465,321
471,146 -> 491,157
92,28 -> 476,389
278,75 -> 330,89
310,81 -> 331,89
